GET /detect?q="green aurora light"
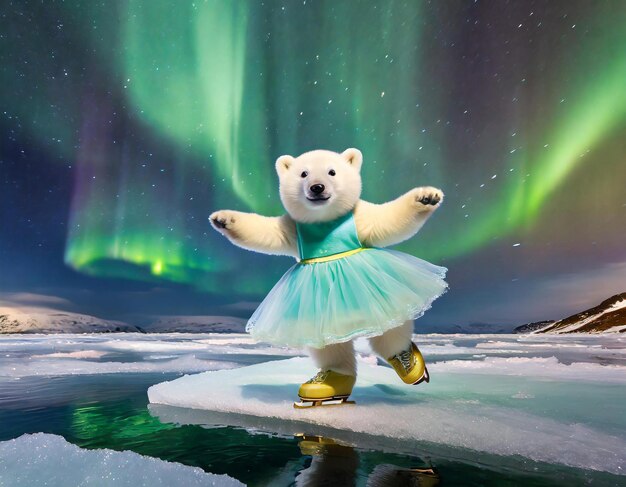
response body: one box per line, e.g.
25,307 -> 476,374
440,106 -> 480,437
2,1 -> 625,295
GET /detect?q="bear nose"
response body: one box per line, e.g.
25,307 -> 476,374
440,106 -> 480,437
310,184 -> 325,194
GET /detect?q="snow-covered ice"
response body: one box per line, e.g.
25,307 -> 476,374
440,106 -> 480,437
0,333 -> 296,378
0,433 -> 243,486
433,355 -> 626,382
1,332 -> 625,476
147,334 -> 626,476
1,354 -> 238,378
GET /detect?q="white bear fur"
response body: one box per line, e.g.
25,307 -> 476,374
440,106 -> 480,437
210,148 -> 443,377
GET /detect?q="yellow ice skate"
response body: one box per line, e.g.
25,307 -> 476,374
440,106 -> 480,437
387,342 -> 430,385
294,370 -> 356,408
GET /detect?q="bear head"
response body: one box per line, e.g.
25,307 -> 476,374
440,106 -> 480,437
275,148 -> 363,223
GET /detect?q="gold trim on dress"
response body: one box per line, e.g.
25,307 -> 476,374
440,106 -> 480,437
299,247 -> 369,265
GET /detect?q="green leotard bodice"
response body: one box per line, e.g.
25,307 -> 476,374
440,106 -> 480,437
296,211 -> 363,261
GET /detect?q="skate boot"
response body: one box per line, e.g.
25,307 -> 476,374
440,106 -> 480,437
294,370 -> 356,408
387,342 -> 430,385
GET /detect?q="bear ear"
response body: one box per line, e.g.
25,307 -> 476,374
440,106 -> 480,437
275,155 -> 294,176
341,148 -> 363,172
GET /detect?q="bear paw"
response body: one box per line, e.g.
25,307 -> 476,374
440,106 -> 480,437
209,211 -> 237,232
412,187 -> 444,209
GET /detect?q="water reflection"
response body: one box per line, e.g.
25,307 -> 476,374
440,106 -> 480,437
294,434 -> 440,487
295,435 -> 359,486
1,393 -> 620,486
367,464 -> 440,487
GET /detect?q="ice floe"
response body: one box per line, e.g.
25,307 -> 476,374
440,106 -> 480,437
434,356 -> 626,382
148,356 -> 626,475
1,355 -> 237,378
0,433 -> 243,486
32,350 -> 110,359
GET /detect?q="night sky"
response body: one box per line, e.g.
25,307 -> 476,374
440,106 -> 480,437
1,0 -> 625,329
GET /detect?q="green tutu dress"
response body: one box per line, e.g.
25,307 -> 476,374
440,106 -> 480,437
246,211 -> 448,348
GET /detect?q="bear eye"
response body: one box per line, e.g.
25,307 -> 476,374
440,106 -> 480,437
300,171 -> 308,178
328,169 -> 336,176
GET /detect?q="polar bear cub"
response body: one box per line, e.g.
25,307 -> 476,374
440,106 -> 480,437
210,148 -> 443,376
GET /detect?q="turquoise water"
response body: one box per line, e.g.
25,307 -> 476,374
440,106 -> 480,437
0,374 -> 620,486
0,334 -> 624,486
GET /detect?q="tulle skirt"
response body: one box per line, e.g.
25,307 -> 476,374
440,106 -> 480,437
246,248 -> 448,348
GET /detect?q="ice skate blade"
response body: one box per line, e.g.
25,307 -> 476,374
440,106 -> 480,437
412,366 -> 430,385
409,467 -> 438,478
293,397 -> 355,409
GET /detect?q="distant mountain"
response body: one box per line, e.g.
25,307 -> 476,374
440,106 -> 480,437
514,293 -> 626,334
416,322 -> 511,334
0,307 -> 142,334
143,315 -> 247,333
513,320 -> 556,334
457,322 -> 511,334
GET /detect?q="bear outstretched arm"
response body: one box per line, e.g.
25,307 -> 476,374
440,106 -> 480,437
209,210 -> 298,257
354,186 -> 443,248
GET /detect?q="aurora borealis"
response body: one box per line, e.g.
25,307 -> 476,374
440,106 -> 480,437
1,0 -> 625,327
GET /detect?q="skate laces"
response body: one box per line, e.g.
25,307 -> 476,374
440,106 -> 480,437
395,349 -> 413,372
306,370 -> 329,384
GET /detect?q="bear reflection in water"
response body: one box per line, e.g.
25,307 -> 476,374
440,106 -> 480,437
294,434 -> 440,487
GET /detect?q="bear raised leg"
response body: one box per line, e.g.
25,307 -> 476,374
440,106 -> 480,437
369,320 -> 431,385
368,320 -> 414,359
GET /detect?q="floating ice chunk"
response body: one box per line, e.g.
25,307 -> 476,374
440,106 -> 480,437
148,357 -> 626,475
32,350 -> 109,359
435,356 -> 626,383
0,433 -> 243,486
100,335 -> 300,357
358,337 -> 488,357
475,340 -> 522,349
100,339 -> 210,352
511,392 -> 535,399
1,355 -> 237,378
197,336 -> 258,346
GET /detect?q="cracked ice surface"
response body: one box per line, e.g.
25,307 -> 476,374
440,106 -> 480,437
148,334 -> 626,476
0,433 -> 243,486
